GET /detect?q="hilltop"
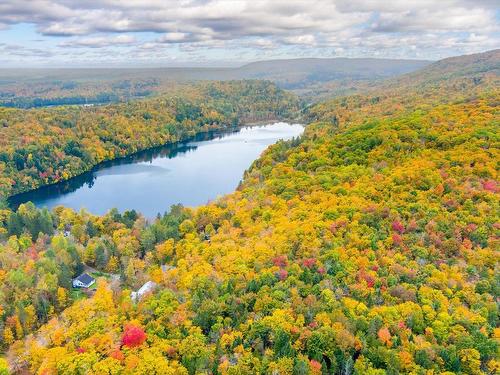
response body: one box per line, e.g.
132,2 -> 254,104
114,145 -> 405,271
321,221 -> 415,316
401,49 -> 500,83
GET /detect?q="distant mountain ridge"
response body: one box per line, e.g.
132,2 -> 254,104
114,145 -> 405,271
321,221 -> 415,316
307,48 -> 499,125
0,57 -> 432,107
400,48 -> 499,83
373,49 -> 500,95
237,57 -> 431,87
2,50 -> 497,107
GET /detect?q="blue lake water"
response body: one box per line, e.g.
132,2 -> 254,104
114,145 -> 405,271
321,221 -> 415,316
10,122 -> 304,217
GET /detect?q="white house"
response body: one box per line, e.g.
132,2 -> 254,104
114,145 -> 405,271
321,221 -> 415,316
72,273 -> 96,288
131,281 -> 157,302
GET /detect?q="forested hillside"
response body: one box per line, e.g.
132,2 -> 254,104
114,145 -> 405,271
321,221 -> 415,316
0,80 -> 299,201
0,51 -> 498,374
0,57 -> 430,108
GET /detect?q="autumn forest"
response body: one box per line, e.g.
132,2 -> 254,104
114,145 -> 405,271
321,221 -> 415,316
0,46 -> 498,375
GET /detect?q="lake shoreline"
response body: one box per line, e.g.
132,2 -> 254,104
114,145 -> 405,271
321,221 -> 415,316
8,120 -> 303,213
7,117 -> 288,203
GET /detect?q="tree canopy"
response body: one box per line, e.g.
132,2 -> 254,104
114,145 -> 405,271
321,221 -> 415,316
0,51 -> 498,374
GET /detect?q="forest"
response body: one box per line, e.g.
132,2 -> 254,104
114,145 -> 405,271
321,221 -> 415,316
0,49 -> 497,374
0,80 -> 300,202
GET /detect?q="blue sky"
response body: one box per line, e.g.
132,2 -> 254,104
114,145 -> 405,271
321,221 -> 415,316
0,1 -> 498,67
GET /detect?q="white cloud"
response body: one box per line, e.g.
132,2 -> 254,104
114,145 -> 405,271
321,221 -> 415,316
0,0 -> 498,64
283,34 -> 317,46
248,38 -> 276,49
60,34 -> 136,48
372,7 -> 497,33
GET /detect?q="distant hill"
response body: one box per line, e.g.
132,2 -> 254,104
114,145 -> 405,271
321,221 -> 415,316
366,49 -> 500,100
236,57 -> 431,88
393,48 -> 499,87
308,48 -> 500,124
3,51 -> 498,107
0,57 -> 432,83
0,57 -> 431,107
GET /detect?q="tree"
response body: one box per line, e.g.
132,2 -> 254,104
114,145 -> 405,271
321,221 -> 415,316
459,349 -> 481,375
273,329 -> 294,358
57,287 -> 68,309
0,358 -> 9,375
3,327 -> 14,346
122,324 -> 146,348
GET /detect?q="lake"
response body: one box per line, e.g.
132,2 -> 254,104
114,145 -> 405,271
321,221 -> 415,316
9,122 -> 304,218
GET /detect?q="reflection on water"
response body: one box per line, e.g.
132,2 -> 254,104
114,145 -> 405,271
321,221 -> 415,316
9,122 -> 304,218
10,136 -> 204,207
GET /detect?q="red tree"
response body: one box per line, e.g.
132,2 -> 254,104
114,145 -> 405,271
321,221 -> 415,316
122,324 -> 146,348
302,258 -> 316,269
391,220 -> 405,234
277,269 -> 288,280
272,255 -> 288,268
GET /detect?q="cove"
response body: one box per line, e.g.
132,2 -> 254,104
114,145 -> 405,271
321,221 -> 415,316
9,122 -> 304,218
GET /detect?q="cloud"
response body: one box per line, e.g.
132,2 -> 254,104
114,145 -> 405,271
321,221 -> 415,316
334,0 -> 499,13
60,34 -> 136,48
283,34 -> 317,46
246,38 -> 276,50
372,7 -> 497,33
156,32 -> 212,44
0,0 -> 498,64
0,0 -> 367,37
0,43 -> 54,57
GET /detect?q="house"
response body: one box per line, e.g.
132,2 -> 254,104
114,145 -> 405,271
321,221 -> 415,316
131,281 -> 157,302
72,273 -> 96,288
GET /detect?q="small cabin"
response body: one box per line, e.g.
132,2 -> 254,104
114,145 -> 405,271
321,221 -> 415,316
72,273 -> 96,288
131,281 -> 157,302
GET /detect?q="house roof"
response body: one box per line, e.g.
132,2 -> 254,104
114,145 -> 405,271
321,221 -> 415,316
136,281 -> 156,295
131,281 -> 157,302
75,273 -> 95,285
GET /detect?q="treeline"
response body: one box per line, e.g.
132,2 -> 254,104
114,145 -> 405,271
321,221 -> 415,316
0,80 -> 300,202
0,76 -> 161,109
0,93 -> 125,109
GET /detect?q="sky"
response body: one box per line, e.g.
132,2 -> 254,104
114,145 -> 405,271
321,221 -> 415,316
0,0 -> 498,67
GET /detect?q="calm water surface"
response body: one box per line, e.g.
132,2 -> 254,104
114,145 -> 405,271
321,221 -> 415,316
10,122 -> 303,217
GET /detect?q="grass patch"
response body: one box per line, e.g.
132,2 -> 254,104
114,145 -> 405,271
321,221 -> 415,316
90,271 -> 111,279
70,289 -> 86,301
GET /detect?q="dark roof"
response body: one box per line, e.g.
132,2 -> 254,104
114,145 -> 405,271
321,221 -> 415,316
75,273 -> 95,285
